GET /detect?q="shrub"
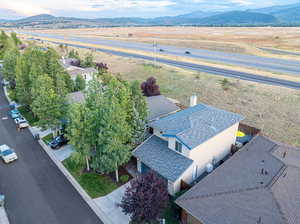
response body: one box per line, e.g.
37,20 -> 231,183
120,175 -> 129,183
141,77 -> 161,97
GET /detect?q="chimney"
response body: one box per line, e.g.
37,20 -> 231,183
62,56 -> 66,65
190,95 -> 197,107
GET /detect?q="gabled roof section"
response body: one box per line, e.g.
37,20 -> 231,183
176,136 -> 300,224
133,135 -> 193,182
146,95 -> 180,121
150,104 -> 244,149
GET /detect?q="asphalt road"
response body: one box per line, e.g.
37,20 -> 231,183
0,83 -> 102,223
51,41 -> 300,90
19,31 -> 300,76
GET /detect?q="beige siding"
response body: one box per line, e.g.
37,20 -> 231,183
168,137 -> 190,157
188,123 -> 239,177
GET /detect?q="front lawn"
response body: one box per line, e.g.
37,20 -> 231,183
42,133 -> 53,144
18,106 -> 39,126
63,157 -> 118,198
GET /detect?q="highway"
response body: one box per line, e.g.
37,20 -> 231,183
19,31 -> 300,76
18,31 -> 300,90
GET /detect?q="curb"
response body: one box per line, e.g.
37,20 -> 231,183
28,127 -> 114,224
0,207 -> 9,224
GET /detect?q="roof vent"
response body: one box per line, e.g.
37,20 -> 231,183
206,163 -> 214,173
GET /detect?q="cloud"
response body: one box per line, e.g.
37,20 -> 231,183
0,0 -> 299,19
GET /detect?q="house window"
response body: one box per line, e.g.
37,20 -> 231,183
175,141 -> 182,153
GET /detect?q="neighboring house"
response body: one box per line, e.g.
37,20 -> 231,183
146,95 -> 180,121
133,101 -> 244,195
68,67 -> 97,83
66,91 -> 85,104
176,136 -> 300,224
60,57 -> 97,82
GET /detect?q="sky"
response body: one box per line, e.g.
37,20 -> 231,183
0,0 -> 299,19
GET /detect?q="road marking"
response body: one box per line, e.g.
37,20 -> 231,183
2,117 -> 8,120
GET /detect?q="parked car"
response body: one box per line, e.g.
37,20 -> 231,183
236,131 -> 252,145
14,117 -> 29,129
49,134 -> 69,149
185,51 -> 191,54
9,109 -> 21,119
1,80 -> 9,86
159,49 -> 164,52
0,144 -> 18,164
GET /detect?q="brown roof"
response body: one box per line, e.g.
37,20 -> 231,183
176,136 -> 300,224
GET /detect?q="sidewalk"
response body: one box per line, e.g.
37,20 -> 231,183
94,183 -> 131,224
0,207 -> 9,224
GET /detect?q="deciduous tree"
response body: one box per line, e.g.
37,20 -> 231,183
74,75 -> 86,91
141,77 -> 160,97
119,172 -> 168,224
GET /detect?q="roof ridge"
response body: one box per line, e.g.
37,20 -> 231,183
266,164 -> 287,188
177,186 -> 263,202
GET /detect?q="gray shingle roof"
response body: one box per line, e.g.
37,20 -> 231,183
150,104 -> 244,149
176,136 -> 300,224
67,91 -> 85,104
146,95 -> 180,121
133,135 -> 193,182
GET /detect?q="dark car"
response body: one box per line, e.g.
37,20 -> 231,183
49,134 -> 69,149
159,49 -> 164,52
185,51 -> 191,54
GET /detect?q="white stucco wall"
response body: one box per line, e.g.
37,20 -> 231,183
188,123 -> 239,177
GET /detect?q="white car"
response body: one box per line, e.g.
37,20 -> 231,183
0,144 -> 18,163
14,117 -> 29,128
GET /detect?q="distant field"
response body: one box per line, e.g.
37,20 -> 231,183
28,27 -> 300,57
44,42 -> 300,147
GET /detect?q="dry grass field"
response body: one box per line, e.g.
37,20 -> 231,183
31,27 -> 300,57
44,42 -> 300,147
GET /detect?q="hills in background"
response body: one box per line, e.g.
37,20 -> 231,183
1,2 -> 300,28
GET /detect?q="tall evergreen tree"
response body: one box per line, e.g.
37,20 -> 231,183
74,75 -> 86,91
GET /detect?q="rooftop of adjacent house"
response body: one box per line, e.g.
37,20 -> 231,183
176,136 -> 300,224
146,95 -> 180,121
68,67 -> 97,78
150,104 -> 244,149
67,91 -> 85,104
133,135 -> 193,182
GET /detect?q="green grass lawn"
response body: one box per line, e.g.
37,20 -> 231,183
63,157 -> 118,198
18,106 -> 39,126
42,133 -> 53,144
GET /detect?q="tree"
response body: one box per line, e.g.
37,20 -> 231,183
119,172 -> 168,224
67,103 -> 93,171
141,77 -> 160,97
74,75 -> 86,91
10,32 -> 22,46
2,48 -> 20,83
31,74 -> 65,134
68,49 -> 80,60
81,53 -> 94,68
15,56 -> 32,107
130,81 -> 148,145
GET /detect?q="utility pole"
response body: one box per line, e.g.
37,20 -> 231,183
153,40 -> 157,67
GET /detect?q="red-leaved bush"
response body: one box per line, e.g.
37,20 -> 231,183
141,77 -> 160,97
119,171 -> 168,224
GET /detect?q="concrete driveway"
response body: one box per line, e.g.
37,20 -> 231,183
53,145 -> 74,161
94,183 -> 131,224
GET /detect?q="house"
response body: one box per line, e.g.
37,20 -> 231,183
146,95 -> 180,121
60,57 -> 97,83
68,67 -> 97,82
133,99 -> 244,195
176,136 -> 300,224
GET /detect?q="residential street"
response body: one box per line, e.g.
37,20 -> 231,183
0,83 -> 102,224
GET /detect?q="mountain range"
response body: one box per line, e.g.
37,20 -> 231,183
1,2 -> 300,28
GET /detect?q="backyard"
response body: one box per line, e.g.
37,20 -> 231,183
42,43 -> 300,147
